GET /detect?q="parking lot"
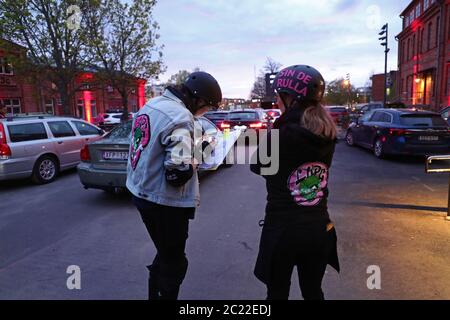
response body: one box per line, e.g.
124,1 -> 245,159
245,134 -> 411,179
0,142 -> 450,300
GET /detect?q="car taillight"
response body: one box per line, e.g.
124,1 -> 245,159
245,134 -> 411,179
0,123 -> 11,159
80,145 -> 91,162
389,129 -> 408,136
250,122 -> 263,129
220,122 -> 231,129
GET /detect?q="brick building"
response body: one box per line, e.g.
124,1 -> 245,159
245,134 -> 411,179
0,39 -> 146,123
371,71 -> 399,103
396,0 -> 450,111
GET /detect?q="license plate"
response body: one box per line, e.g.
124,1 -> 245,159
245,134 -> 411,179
418,136 -> 439,141
102,151 -> 129,160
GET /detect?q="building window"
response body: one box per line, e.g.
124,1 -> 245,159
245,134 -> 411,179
436,16 -> 440,48
409,10 -> 414,23
1,98 -> 21,115
427,22 -> 432,51
77,99 -> 84,119
424,0 -> 429,10
402,41 -> 406,62
0,57 -> 13,75
407,38 -> 411,60
420,28 -> 425,53
413,34 -> 416,57
415,5 -> 421,18
91,100 -> 97,117
44,99 -> 54,115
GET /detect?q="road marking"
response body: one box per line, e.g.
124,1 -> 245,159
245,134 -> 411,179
423,184 -> 435,192
412,176 -> 421,182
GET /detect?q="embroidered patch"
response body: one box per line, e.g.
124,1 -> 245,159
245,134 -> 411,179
130,114 -> 150,170
287,162 -> 328,206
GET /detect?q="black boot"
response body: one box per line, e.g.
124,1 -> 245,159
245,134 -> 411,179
147,265 -> 160,300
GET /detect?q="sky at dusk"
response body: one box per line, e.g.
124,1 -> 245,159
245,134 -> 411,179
152,0 -> 412,98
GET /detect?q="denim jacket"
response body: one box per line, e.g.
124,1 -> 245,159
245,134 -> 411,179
126,89 -> 200,208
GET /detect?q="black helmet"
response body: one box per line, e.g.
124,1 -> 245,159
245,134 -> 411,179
184,71 -> 222,108
273,65 -> 325,103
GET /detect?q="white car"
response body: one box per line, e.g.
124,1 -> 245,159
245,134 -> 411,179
94,109 -> 135,130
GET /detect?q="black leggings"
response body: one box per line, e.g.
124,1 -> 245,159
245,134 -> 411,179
132,196 -> 194,299
266,224 -> 332,300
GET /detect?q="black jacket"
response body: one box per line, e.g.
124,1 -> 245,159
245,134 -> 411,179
251,106 -> 337,224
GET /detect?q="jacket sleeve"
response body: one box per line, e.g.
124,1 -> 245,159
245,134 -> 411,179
160,120 -> 195,186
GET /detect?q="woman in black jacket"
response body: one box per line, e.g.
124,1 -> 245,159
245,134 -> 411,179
251,65 -> 340,300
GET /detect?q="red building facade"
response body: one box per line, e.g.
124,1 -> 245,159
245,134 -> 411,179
0,40 -> 146,123
397,0 -> 450,111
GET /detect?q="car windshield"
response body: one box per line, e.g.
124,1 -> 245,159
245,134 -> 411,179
205,112 -> 228,120
227,112 -> 257,120
105,121 -> 132,139
400,114 -> 448,127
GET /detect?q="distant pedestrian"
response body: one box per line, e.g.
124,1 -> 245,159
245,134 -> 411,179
251,65 -> 340,300
126,71 -> 222,300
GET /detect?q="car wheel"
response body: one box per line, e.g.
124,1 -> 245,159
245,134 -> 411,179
373,139 -> 385,159
345,131 -> 355,146
32,155 -> 59,184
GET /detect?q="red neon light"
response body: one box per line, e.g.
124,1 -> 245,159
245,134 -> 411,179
138,80 -> 146,109
83,90 -> 92,123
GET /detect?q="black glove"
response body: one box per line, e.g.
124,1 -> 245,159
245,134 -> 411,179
165,165 -> 194,187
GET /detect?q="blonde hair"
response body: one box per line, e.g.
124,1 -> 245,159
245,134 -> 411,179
301,104 -> 337,140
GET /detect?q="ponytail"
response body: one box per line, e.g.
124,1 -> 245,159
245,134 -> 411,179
301,104 -> 337,140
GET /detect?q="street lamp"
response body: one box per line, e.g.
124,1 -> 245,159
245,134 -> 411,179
379,23 -> 390,107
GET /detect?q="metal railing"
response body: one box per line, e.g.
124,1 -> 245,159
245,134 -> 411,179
426,155 -> 450,220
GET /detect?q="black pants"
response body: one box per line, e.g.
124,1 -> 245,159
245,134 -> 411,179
266,223 -> 332,300
132,196 -> 194,300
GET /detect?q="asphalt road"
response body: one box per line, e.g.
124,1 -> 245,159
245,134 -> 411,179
0,142 -> 449,300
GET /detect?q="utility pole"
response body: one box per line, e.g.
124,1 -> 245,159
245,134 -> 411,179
379,23 -> 390,107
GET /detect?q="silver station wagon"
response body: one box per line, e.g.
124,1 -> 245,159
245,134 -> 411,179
0,116 -> 104,184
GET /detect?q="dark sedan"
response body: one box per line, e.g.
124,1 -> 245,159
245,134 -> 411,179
220,109 -> 269,131
203,111 -> 229,128
345,109 -> 450,158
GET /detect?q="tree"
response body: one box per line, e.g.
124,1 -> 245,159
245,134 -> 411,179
0,0 -> 96,115
323,78 -> 358,106
250,57 -> 282,99
250,75 -> 266,99
166,70 -> 190,86
263,57 -> 282,74
85,0 -> 164,121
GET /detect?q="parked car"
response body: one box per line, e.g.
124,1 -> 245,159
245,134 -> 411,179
220,109 -> 269,131
325,106 -> 350,127
263,109 -> 282,123
77,117 -> 241,192
441,106 -> 450,125
357,103 -> 384,116
345,109 -> 450,158
94,109 -> 135,131
0,116 -> 104,183
203,110 -> 229,128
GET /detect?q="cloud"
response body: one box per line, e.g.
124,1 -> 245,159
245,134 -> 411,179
153,0 -> 411,98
